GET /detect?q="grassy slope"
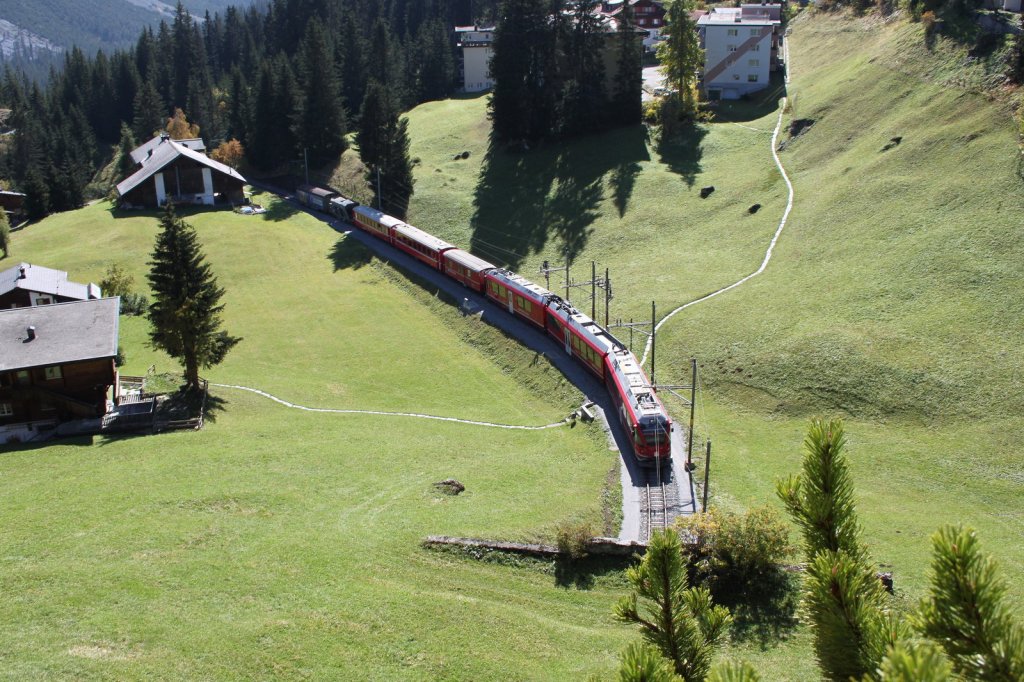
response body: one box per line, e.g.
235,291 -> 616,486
0,197 -> 628,679
400,13 -> 1024,678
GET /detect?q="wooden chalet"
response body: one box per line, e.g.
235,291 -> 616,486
116,134 -> 245,209
0,298 -> 120,444
1,262 -> 102,309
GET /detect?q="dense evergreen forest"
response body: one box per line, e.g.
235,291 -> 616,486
0,0 -> 501,219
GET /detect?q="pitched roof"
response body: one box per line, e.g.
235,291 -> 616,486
0,297 -> 120,372
0,262 -> 101,301
116,138 -> 246,198
130,135 -> 206,165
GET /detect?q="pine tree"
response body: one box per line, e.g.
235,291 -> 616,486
357,80 -> 414,217
657,0 -> 704,116
146,202 -> 241,392
612,0 -> 644,127
708,661 -> 761,682
117,123 -> 139,180
560,0 -> 607,136
295,22 -> 348,166
617,642 -> 681,682
615,529 -> 732,681
0,208 -> 11,259
22,167 -> 50,221
413,18 -> 455,102
777,419 -> 904,682
133,78 -> 166,142
873,641 -> 953,682
915,525 -> 1024,681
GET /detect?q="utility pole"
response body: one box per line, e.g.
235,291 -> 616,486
702,440 -> 712,512
303,148 -> 309,185
376,167 -> 382,210
603,268 -> 611,327
539,259 -> 567,294
650,301 -> 656,386
659,358 -> 701,471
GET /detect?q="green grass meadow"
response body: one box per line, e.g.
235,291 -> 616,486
4,10 -> 1024,679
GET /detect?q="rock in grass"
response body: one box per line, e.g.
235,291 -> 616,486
700,186 -> 715,199
434,479 -> 465,495
748,204 -> 761,214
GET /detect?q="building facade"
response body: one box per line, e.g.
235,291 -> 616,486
117,135 -> 246,209
0,298 -> 120,443
455,26 -> 495,92
697,4 -> 783,101
1,262 -> 102,309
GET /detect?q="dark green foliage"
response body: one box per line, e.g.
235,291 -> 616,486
133,79 -> 167,143
612,1 -> 644,127
615,529 -> 732,681
555,519 -> 595,560
915,525 -> 1024,681
117,124 -> 139,181
873,641 -> 953,682
146,202 -> 240,391
295,22 -> 348,166
777,418 -> 865,561
803,550 -> 904,681
413,18 -> 456,102
100,263 -> 135,299
617,642 -> 681,682
1008,31 -> 1024,85
358,80 -> 415,218
22,168 -> 50,222
708,661 -> 761,682
657,0 -> 703,116
778,419 -> 902,682
0,209 -> 10,258
676,506 -> 793,586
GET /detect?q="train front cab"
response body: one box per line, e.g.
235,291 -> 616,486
604,351 -> 672,467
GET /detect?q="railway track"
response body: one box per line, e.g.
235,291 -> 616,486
639,466 -> 683,542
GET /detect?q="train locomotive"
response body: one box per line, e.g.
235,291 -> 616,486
296,185 -> 673,466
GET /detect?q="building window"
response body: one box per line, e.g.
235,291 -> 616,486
727,28 -> 738,36
751,44 -> 760,51
44,366 -> 62,380
15,370 -> 29,386
748,74 -> 759,82
727,44 -> 737,52
733,73 -> 741,80
0,403 -> 12,417
748,59 -> 759,67
751,28 -> 760,36
34,297 -> 52,306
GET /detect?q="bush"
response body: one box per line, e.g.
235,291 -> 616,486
99,263 -> 134,298
675,506 -> 793,585
120,292 -> 149,316
555,519 -> 595,560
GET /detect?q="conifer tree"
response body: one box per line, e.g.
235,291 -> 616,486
873,641 -> 952,682
117,123 -> 139,180
295,22 -> 347,166
657,0 -> 704,115
357,80 -> 414,218
133,78 -> 166,142
708,661 -> 761,682
147,202 -> 240,391
618,642 -> 681,682
0,207 -> 11,259
915,525 -> 1024,681
612,0 -> 644,127
615,529 -> 732,681
778,419 -> 904,682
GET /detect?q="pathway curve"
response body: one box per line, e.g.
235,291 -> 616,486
641,41 -> 794,366
210,382 -> 570,431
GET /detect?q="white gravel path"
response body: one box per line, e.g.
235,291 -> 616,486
210,383 -> 570,431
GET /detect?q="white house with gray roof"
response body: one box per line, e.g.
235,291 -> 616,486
0,262 -> 101,309
697,3 -> 783,101
117,135 -> 246,209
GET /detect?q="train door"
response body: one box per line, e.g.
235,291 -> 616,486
563,328 -> 571,355
507,290 -> 514,314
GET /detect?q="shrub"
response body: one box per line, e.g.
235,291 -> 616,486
100,263 -> 134,298
555,519 -> 595,560
921,11 -> 937,35
120,292 -> 149,316
675,506 -> 793,585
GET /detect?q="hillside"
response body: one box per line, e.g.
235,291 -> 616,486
0,0 -> 256,57
403,10 -> 1024,604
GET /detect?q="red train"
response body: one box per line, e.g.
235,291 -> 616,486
295,185 -> 673,466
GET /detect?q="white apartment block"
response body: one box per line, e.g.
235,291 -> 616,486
455,26 -> 495,92
697,3 -> 783,101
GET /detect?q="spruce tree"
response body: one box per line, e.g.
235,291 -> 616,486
147,202 -> 240,391
612,0 -> 644,127
0,207 -> 11,259
296,22 -> 348,166
615,529 -> 732,681
358,80 -> 414,217
133,78 -> 166,142
117,123 -> 139,180
657,0 -> 704,115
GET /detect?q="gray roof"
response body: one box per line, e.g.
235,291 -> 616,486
130,135 -> 206,165
0,297 -> 120,372
116,138 -> 246,197
0,262 -> 101,301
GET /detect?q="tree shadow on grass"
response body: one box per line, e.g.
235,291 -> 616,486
260,197 -> 300,223
328,235 -> 373,271
554,553 -> 634,590
708,570 -> 800,648
655,123 -> 709,189
470,125 -> 650,270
